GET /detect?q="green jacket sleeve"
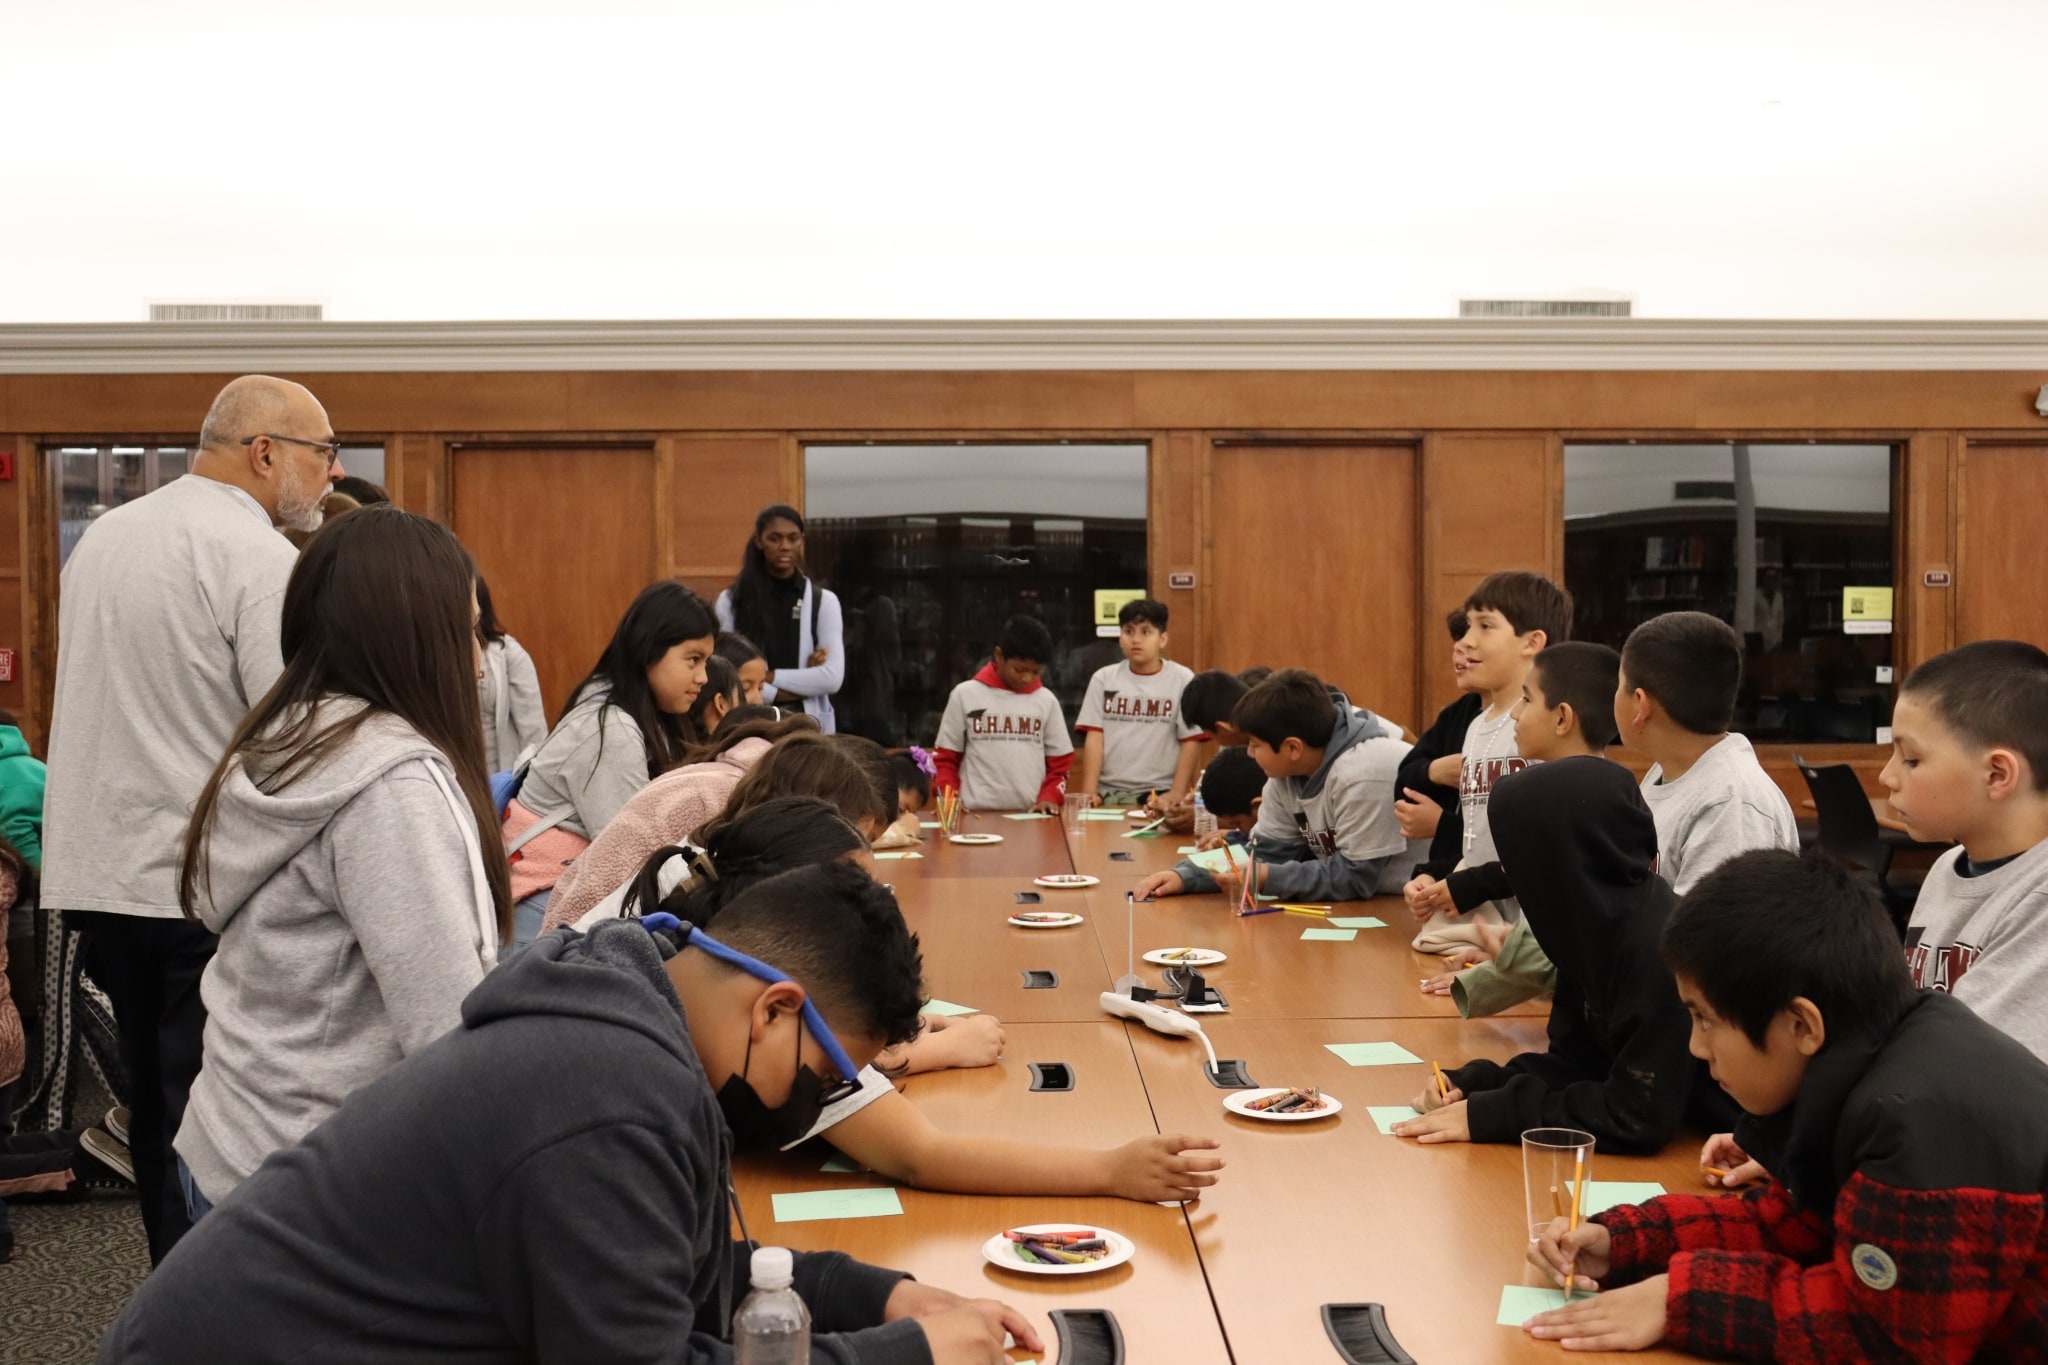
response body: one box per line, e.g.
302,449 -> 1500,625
1450,918 -> 1556,1018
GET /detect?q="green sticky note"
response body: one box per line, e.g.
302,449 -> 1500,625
1497,1284 -> 1571,1325
1081,809 -> 1126,821
1329,916 -> 1387,929
919,999 -> 977,1017
771,1187 -> 904,1223
820,1154 -> 858,1173
1122,829 -> 1164,839
919,820 -> 943,829
1324,1041 -> 1424,1067
1577,1181 -> 1666,1216
1177,845 -> 1199,854
1367,1105 -> 1423,1134
1002,812 -> 1054,821
1301,926 -> 1358,942
1185,845 -> 1250,874
872,851 -> 922,861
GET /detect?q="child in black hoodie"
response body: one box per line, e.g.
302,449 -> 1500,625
98,862 -> 1041,1365
1395,756 -> 1734,1154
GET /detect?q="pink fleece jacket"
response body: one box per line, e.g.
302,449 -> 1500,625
542,738 -> 770,931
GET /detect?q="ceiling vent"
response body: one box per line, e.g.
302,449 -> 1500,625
1459,298 -> 1632,318
149,303 -> 324,322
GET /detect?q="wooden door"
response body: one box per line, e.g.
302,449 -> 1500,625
1207,444 -> 1419,729
1959,444 -> 2048,646
452,445 -> 659,723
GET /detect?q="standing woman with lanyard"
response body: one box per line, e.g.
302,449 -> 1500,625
715,504 -> 845,734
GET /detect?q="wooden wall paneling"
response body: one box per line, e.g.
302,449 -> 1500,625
1419,433 -> 1556,711
668,436 -> 786,603
565,370 -> 1139,434
393,433 -> 447,522
1899,434 -> 1958,672
1207,444 -> 1420,729
780,434 -> 803,509
5,370 -> 2048,443
1956,443 -> 2048,647
1151,432 -> 1202,670
451,445 -> 659,723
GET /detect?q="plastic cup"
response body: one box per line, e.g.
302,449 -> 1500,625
1522,1127 -> 1595,1244
1062,792 -> 1092,836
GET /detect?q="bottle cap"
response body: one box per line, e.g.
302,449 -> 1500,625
750,1245 -> 795,1289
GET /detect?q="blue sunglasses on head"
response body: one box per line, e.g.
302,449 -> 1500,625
642,913 -> 862,1104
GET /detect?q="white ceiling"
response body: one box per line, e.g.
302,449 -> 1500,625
7,0 -> 2047,323
805,445 -> 1148,520
1564,444 -> 1892,518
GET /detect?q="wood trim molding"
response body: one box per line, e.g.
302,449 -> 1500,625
6,319 -> 2048,373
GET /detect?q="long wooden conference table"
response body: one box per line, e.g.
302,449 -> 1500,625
731,812 -> 1708,1362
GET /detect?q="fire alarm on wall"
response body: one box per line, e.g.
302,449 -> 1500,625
0,649 -> 15,683
0,453 -> 13,481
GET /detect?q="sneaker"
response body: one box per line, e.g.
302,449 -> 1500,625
104,1106 -> 131,1146
78,1127 -> 135,1186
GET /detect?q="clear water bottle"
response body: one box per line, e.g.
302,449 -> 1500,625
734,1246 -> 809,1364
1192,790 -> 1217,840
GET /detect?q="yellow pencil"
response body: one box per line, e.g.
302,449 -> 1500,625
1431,1060 -> 1449,1103
1564,1147 -> 1587,1299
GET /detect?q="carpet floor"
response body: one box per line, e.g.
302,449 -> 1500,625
1,1194 -> 147,1364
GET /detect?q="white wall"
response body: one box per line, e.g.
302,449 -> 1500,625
5,1 -> 2047,323
805,445 -> 1147,521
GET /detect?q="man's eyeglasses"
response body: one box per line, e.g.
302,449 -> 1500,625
242,433 -> 342,468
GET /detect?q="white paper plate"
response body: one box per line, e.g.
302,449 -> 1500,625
948,833 -> 1003,845
1008,912 -> 1085,929
1034,874 -> 1100,889
1143,947 -> 1227,967
1223,1087 -> 1343,1123
982,1224 -> 1135,1277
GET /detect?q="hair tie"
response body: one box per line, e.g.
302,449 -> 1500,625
689,848 -> 720,884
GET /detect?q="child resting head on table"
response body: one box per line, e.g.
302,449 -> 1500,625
636,834 -> 1227,1204
100,859 -> 1043,1364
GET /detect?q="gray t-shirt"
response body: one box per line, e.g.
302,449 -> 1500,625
517,691 -> 653,841
1458,704 -> 1528,920
1076,659 -> 1201,793
1906,839 -> 2048,1064
43,475 -> 297,919
1640,733 -> 1800,894
934,676 -> 1072,811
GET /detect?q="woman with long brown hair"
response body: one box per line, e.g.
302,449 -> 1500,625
172,507 -> 510,1213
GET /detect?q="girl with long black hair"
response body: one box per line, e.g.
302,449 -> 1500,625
174,507 -> 511,1211
501,581 -> 716,948
715,505 -> 845,733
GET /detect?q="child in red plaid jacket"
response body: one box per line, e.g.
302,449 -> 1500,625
1521,849 -> 2048,1360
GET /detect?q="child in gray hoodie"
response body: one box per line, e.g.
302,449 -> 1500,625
1136,670 -> 1417,904
173,509 -> 512,1211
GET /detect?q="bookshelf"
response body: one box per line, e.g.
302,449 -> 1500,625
1566,507 -> 1896,742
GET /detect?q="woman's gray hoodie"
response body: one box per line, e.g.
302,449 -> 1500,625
175,703 -> 497,1201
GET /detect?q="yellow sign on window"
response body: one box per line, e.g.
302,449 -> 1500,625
1094,589 -> 1147,629
1843,586 -> 1894,635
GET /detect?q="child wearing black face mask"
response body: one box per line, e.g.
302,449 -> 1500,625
100,862 -> 1043,1365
